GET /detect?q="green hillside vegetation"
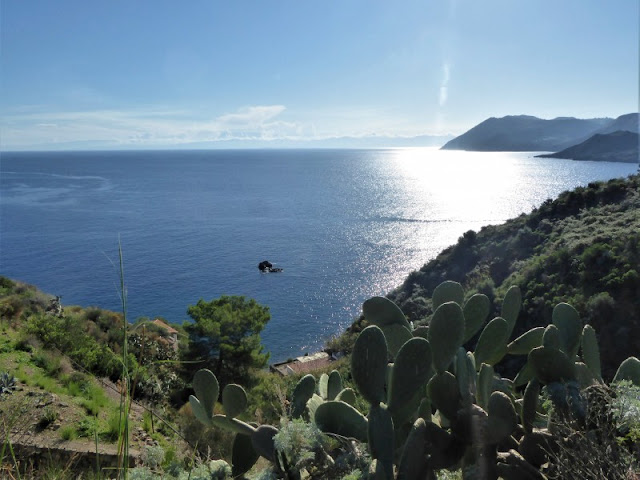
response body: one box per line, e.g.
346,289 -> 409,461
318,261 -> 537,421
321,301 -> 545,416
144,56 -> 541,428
0,279 -> 307,477
331,174 -> 640,381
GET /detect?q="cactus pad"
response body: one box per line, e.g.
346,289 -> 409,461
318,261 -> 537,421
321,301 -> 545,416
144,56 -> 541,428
314,400 -> 368,442
487,391 -> 518,444
412,325 -> 429,339
363,296 -> 411,330
508,327 -> 545,355
388,337 -> 433,415
335,388 -> 357,406
368,404 -> 395,480
351,325 -> 389,404
192,369 -> 219,420
542,324 -> 562,350
613,356 -> 640,386
222,384 -> 248,418
306,394 -> 324,423
428,371 -> 461,421
432,280 -> 464,308
501,286 -> 522,338
521,379 -> 540,434
477,363 -> 495,409
575,362 -> 597,388
397,418 -> 428,480
463,293 -> 491,342
327,370 -> 342,401
381,323 -> 413,359
429,301 -> 465,373
528,346 -> 576,384
251,425 -> 278,462
189,395 -> 213,426
513,360 -> 535,388
232,432 -> 259,477
581,324 -> 601,380
291,374 -> 316,418
318,373 -> 329,399
474,316 -> 509,366
552,302 -> 582,358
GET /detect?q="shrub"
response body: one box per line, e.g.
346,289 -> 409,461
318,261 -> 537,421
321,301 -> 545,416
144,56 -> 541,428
103,408 -> 127,442
175,402 -> 234,460
32,350 -> 64,378
37,406 -> 58,429
611,380 -> 640,442
273,419 -> 328,471
76,417 -> 98,438
141,445 -> 165,470
60,425 -> 78,441
545,385 -> 635,480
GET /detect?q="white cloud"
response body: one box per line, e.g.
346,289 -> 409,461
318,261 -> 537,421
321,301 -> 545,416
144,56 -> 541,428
216,105 -> 286,126
1,103 -> 450,149
1,105 -> 296,148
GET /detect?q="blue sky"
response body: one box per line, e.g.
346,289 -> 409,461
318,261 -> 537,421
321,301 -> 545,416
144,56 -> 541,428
1,0 -> 638,150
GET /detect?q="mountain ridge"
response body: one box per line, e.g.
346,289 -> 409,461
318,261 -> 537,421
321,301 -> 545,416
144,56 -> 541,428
441,113 -> 637,153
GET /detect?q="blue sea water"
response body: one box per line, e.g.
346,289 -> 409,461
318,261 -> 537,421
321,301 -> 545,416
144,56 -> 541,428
1,149 -> 637,362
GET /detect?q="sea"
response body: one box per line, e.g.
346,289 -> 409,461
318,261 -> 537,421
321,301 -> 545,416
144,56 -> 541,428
1,148 -> 637,362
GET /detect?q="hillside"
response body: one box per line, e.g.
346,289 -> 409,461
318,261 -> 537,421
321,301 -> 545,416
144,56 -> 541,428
593,112 -> 639,135
334,174 -> 640,381
536,130 -> 639,163
440,115 -> 611,151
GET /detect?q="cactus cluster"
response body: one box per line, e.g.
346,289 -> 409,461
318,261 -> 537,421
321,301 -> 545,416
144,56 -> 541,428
189,281 -> 640,479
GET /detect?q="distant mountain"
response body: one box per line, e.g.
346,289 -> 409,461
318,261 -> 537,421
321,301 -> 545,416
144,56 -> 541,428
536,130 -> 639,163
592,113 -> 639,136
441,115 -> 613,151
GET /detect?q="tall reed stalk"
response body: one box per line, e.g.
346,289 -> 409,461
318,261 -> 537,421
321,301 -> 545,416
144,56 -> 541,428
116,238 -> 130,479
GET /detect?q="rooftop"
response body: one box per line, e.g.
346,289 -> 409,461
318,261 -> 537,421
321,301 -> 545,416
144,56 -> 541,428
270,351 -> 335,376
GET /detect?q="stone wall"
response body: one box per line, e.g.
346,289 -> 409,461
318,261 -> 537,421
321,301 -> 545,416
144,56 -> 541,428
8,442 -> 137,477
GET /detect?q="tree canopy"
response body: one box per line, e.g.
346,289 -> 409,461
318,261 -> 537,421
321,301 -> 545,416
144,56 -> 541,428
185,295 -> 270,385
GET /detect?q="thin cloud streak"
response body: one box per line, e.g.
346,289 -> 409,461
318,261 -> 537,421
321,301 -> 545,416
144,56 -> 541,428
439,63 -> 450,107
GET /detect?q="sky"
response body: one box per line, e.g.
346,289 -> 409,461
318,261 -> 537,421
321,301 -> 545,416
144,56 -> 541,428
1,0 -> 638,150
